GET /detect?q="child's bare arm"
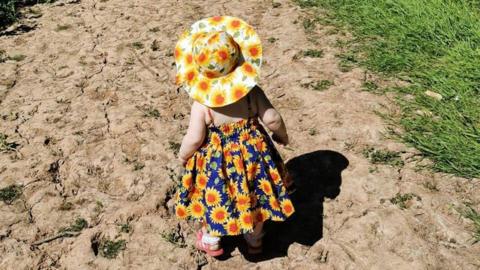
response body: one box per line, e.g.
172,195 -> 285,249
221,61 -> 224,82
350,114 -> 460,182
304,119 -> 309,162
254,87 -> 289,145
178,102 -> 207,163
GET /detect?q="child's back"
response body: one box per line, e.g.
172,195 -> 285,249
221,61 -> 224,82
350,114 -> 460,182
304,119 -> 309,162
206,87 -> 289,143
206,87 -> 285,133
178,87 -> 289,163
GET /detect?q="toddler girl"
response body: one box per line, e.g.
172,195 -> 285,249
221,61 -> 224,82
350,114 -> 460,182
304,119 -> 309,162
173,16 -> 294,256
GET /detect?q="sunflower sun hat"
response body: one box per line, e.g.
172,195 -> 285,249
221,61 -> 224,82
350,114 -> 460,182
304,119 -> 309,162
174,16 -> 262,107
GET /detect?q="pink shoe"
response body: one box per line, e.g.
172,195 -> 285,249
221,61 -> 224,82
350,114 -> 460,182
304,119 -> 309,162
196,230 -> 224,257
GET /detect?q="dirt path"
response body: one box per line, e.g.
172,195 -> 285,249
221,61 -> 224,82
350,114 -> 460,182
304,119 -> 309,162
1,0 -> 479,269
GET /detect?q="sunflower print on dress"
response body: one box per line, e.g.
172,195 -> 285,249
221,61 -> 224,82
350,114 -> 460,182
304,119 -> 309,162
175,118 -> 295,236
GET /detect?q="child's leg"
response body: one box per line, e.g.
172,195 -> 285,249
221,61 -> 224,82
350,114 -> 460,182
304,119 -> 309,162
244,222 -> 265,254
251,222 -> 264,237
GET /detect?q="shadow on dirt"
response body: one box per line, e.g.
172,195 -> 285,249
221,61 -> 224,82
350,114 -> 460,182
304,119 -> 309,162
218,150 -> 349,262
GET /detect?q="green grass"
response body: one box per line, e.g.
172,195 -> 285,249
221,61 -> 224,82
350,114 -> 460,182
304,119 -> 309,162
58,201 -> 74,211
133,161 -> 144,171
390,192 -> 421,210
422,180 -> 439,192
168,141 -> 181,156
1,0 -> 56,29
302,17 -> 317,32
143,107 -> 160,118
58,218 -> 88,233
150,39 -> 160,51
336,52 -> 358,72
362,81 -> 384,94
0,184 -> 22,204
302,80 -> 333,91
119,223 -> 132,234
0,51 -> 26,62
0,50 -> 7,62
312,80 -> 333,91
267,37 -> 278,43
8,54 -> 26,61
460,205 -> 480,243
94,200 -> 103,213
99,239 -> 126,258
131,41 -> 144,50
149,27 -> 160,33
0,133 -> 20,153
363,147 -> 404,167
296,0 -> 480,178
55,24 -> 71,31
0,0 -> 16,27
303,49 -> 324,58
161,227 -> 187,248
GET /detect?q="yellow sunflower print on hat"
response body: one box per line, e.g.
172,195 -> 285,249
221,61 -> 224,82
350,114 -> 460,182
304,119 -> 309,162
174,16 -> 262,107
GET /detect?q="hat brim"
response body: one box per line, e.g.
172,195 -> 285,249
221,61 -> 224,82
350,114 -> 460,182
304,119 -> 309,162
175,16 -> 262,108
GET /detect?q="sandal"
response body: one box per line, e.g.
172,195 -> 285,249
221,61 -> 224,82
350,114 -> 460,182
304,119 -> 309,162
196,230 -> 224,257
244,230 -> 265,255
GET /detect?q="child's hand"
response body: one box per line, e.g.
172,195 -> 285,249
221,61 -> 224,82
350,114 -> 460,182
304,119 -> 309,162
272,133 -> 289,146
179,156 -> 188,166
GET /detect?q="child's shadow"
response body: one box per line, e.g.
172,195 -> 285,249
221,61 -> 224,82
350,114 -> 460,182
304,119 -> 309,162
219,150 -> 349,262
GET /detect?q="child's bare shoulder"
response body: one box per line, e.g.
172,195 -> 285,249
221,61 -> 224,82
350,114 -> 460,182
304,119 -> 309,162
192,100 -> 205,110
190,101 -> 207,120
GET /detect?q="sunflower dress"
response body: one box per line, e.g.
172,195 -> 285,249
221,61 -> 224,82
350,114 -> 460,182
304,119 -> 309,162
175,105 -> 295,236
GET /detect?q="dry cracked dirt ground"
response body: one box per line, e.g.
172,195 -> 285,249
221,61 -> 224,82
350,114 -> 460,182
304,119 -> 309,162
1,0 -> 479,269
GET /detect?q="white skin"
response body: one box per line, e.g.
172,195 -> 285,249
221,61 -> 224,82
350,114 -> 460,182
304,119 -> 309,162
178,86 -> 288,250
178,85 -> 289,163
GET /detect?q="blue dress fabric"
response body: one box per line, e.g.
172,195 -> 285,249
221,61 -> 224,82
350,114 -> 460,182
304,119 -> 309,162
175,117 -> 295,236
